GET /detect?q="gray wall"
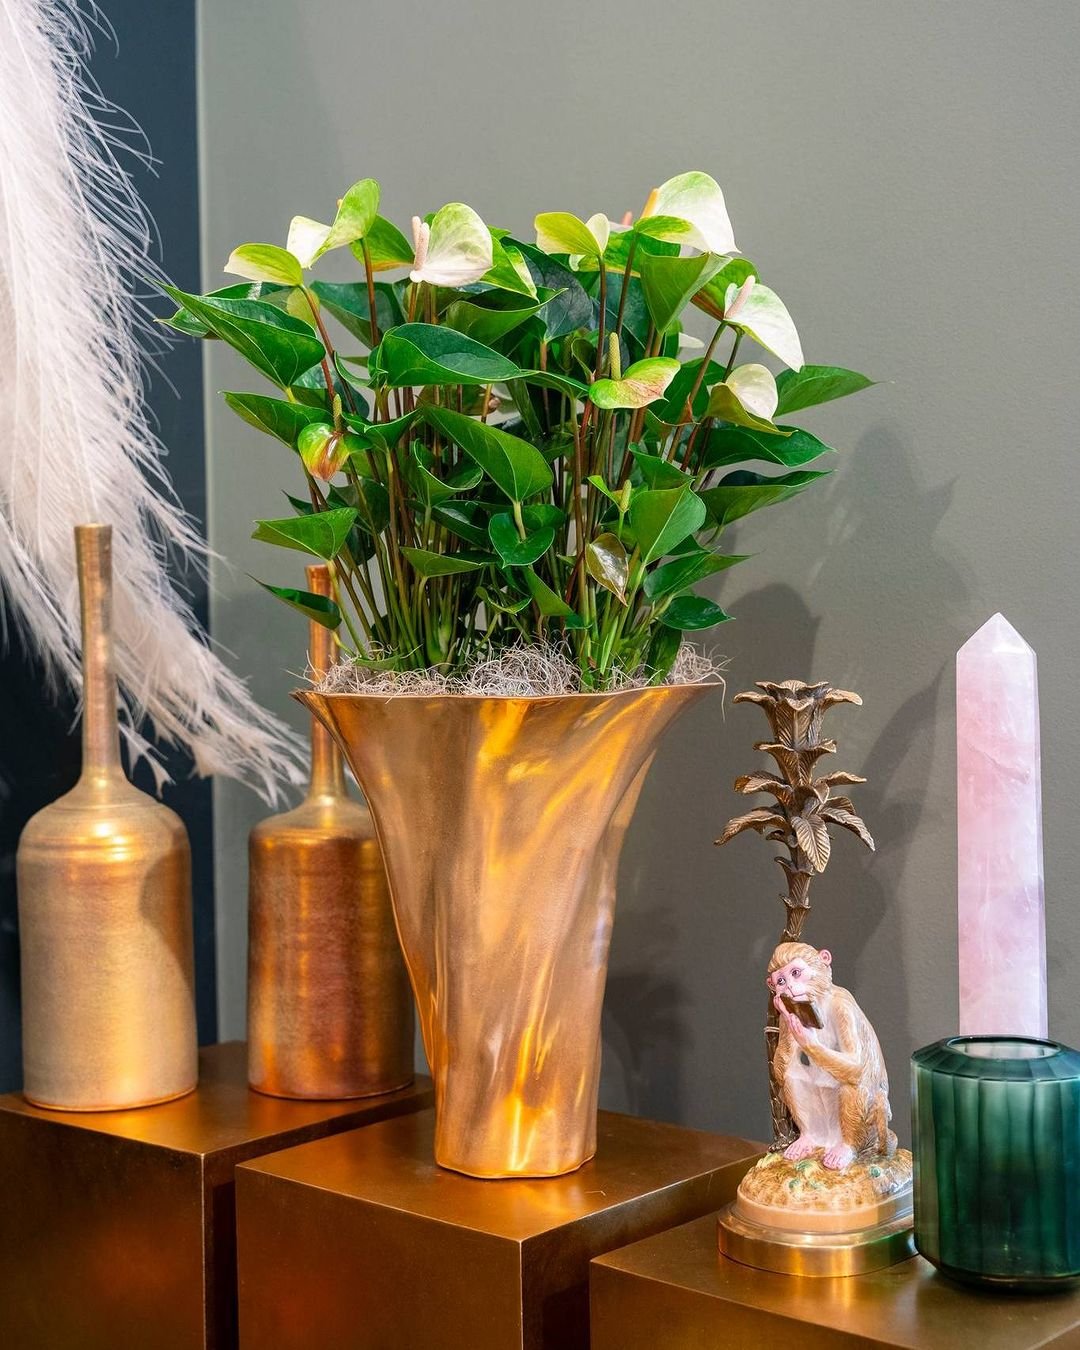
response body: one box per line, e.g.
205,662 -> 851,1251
199,0 -> 1080,1144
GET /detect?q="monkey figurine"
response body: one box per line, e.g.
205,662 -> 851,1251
767,942 -> 897,1171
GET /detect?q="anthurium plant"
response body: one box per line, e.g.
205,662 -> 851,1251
165,172 -> 874,687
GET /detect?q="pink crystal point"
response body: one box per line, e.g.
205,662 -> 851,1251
957,613 -> 1047,1038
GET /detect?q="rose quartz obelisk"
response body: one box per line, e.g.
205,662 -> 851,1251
956,613 -> 1047,1038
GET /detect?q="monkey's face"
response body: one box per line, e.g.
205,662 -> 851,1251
767,956 -> 825,1003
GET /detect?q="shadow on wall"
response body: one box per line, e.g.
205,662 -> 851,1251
602,425 -> 971,1144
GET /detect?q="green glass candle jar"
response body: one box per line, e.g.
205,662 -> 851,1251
912,1036 -> 1080,1290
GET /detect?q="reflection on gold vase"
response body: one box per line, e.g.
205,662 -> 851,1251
16,524 -> 197,1111
296,682 -> 711,1177
247,565 -> 414,1100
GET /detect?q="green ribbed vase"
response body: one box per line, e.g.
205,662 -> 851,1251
912,1037 -> 1080,1290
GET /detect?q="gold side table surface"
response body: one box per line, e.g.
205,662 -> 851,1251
0,1041 -> 433,1350
590,1213 -> 1080,1349
235,1107 -> 762,1350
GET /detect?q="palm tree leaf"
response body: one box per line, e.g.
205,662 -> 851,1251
793,814 -> 831,872
715,809 -> 788,846
820,806 -> 876,850
734,772 -> 790,797
815,770 -> 867,788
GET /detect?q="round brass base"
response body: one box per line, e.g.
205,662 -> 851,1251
718,1202 -> 915,1277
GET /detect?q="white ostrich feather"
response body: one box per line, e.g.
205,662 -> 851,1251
0,0 -> 304,800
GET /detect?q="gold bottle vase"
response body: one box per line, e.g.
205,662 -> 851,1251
247,566 -> 414,1100
297,683 -> 710,1178
17,525 -> 197,1110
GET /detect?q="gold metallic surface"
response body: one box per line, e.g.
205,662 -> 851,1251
16,524 -> 197,1111
296,682 -> 710,1177
0,1042 -> 434,1350
591,1214 -> 1080,1349
247,566 -> 413,1100
236,1106 -> 761,1350
717,1201 -> 915,1276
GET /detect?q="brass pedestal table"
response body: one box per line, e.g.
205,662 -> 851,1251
590,1214 -> 1080,1348
235,1107 -> 761,1350
0,1041 -> 433,1350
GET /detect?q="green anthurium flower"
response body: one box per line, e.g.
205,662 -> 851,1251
589,357 -> 681,410
285,179 -> 381,268
410,202 -> 493,287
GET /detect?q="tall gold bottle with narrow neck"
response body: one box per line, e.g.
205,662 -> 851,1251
17,524 -> 198,1110
246,565 -> 413,1099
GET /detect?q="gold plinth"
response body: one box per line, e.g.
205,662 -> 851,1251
0,1042 -> 432,1350
235,1107 -> 761,1350
591,1214 -> 1080,1349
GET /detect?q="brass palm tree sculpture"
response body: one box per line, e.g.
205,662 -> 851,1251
716,680 -> 875,1144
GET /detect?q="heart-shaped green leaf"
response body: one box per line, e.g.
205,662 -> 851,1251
310,280 -> 405,346
699,425 -> 835,472
223,392 -> 328,448
629,448 -> 691,489
351,215 -> 415,272
379,324 -> 523,387
402,548 -> 487,578
443,290 -> 551,345
640,252 -> 725,334
628,486 -> 707,563
774,366 -> 876,415
522,569 -> 587,627
431,500 -> 490,548
488,514 -> 555,566
252,508 -> 358,560
424,406 -> 553,502
514,242 -> 595,340
699,470 -> 830,527
590,357 -> 680,410
658,594 -> 732,630
225,243 -> 303,287
644,549 -> 747,601
163,286 -> 324,389
586,533 -> 629,602
482,234 -> 539,297
255,581 -> 341,629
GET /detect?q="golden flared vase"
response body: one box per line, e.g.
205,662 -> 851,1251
296,681 -> 711,1178
247,566 -> 414,1100
16,524 -> 197,1111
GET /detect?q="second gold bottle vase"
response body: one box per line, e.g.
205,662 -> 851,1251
247,566 -> 413,1100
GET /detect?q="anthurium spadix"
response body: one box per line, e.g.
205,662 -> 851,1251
723,277 -> 804,370
410,203 -> 493,286
284,179 -> 381,269
637,171 -> 737,256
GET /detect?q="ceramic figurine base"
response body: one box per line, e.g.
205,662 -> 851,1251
591,1215 -> 1080,1349
0,1042 -> 433,1350
717,1146 -> 914,1275
235,1107 -> 761,1350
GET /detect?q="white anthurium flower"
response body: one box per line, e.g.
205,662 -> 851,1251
286,215 -> 332,270
639,171 -> 737,256
725,363 -> 779,421
410,202 -> 493,287
723,278 -> 804,370
677,331 -> 705,350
